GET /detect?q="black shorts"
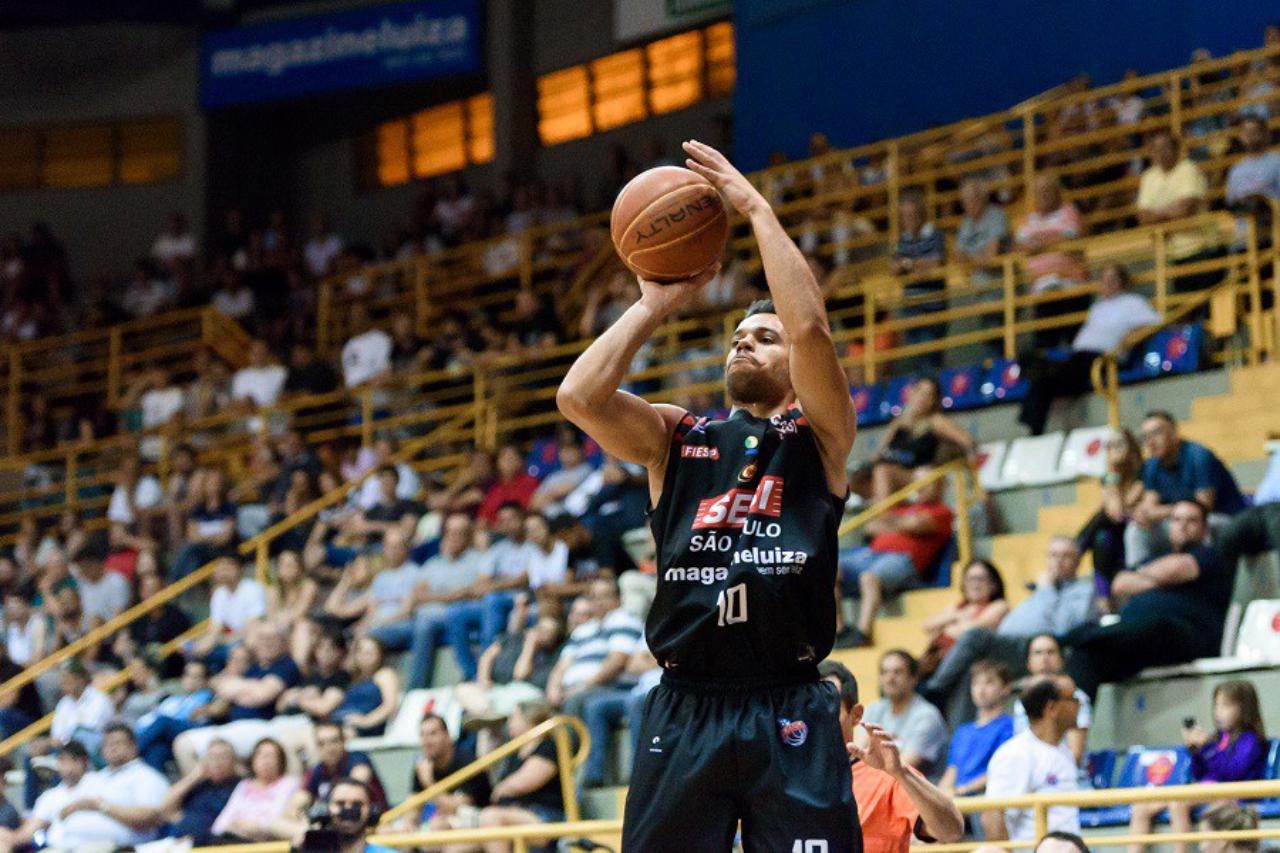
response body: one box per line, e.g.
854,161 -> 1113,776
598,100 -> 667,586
623,674 -> 861,853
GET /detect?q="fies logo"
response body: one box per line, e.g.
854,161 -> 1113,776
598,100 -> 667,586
778,718 -> 808,747
681,445 -> 720,460
692,476 -> 784,529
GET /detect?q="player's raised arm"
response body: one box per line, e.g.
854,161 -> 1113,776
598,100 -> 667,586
557,269 -> 717,472
684,140 -> 856,483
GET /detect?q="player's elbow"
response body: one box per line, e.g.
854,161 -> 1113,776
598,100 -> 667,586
556,383 -> 591,421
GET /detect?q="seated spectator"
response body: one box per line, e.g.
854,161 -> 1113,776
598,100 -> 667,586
351,436 -> 422,511
1017,264 -> 1159,435
389,313 -> 429,374
983,677 -> 1081,843
1015,175 -> 1087,348
1066,499 -> 1233,699
279,628 -> 350,720
3,585 -> 49,667
863,651 -> 949,781
1012,635 -> 1093,765
919,559 -> 1009,677
839,469 -> 954,646
931,539 -> 1093,723
956,178 -> 1008,279
1129,680 -> 1267,853
1126,412 -> 1245,568
428,448 -> 495,517
210,271 -> 255,322
466,700 -> 565,850
477,445 -> 541,523
265,551 -> 318,646
522,511 -> 575,611
819,660 -> 964,853
1077,430 -> 1145,599
51,723 -> 170,848
121,367 -> 185,435
865,377 -> 976,501
152,212 -> 197,267
122,259 -> 175,318
331,636 -> 399,737
304,212 -> 344,279
1225,116 -> 1280,222
185,347 -> 232,421
283,341 -> 340,397
73,558 -> 131,631
1197,803 -> 1263,853
1136,129 -> 1220,293
151,738 -> 242,845
189,557 -> 267,662
317,556 -> 374,631
298,721 -> 388,816
890,192 -> 946,371
454,606 -> 563,732
0,742 -> 91,852
341,304 -> 393,389
578,641 -> 659,789
939,660 -> 1015,797
546,579 -> 644,719
231,339 -> 288,411
128,567 -> 192,666
135,659 -> 215,771
343,467 -> 419,547
209,738 -> 301,842
107,453 -> 163,534
365,516 -> 485,689
391,713 -> 492,832
47,659 -> 114,757
528,437 -> 594,516
170,469 -> 238,582
0,640 -> 43,740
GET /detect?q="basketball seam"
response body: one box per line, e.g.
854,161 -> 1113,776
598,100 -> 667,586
625,208 -> 728,275
619,184 -> 721,252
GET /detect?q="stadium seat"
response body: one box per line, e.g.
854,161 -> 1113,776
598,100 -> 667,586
976,441 -> 1011,491
1078,750 -> 1118,827
1081,746 -> 1192,828
926,537 -> 958,588
876,376 -> 913,422
852,384 -> 885,427
1118,324 -> 1204,384
1000,433 -> 1068,487
1234,599 -> 1280,663
348,687 -> 464,753
1058,426 -> 1112,480
1256,739 -> 1280,819
939,364 -> 983,411
979,359 -> 1028,404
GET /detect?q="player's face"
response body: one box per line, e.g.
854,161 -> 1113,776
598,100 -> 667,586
726,314 -> 791,408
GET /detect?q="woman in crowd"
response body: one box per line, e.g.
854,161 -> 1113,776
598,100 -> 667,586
209,737 -> 301,842
265,550 -> 318,665
1015,173 -> 1088,349
867,377 -> 976,502
331,636 -> 399,737
1129,680 -> 1268,853
1077,428 -> 1145,607
919,558 -> 1009,676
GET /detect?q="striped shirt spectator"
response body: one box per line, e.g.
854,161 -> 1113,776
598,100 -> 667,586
559,607 -> 644,692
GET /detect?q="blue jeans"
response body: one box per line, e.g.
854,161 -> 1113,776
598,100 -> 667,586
577,687 -> 632,787
370,611 -> 449,689
443,593 -> 515,681
838,547 -> 921,597
136,715 -> 202,771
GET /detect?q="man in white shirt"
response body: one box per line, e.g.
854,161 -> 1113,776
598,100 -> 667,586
0,741 -> 92,852
303,212 -> 344,279
55,723 -> 169,851
72,560 -> 132,630
152,212 -> 197,268
1018,262 -> 1160,435
983,675 -> 1082,843
106,454 -> 163,529
546,579 -> 644,718
529,440 -> 596,516
230,339 -> 288,409
341,305 -> 393,389
191,557 -> 267,660
49,660 -> 115,753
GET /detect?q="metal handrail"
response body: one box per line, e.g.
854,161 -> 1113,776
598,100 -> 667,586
379,714 -> 590,828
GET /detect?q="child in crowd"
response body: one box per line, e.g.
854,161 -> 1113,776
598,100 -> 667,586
1129,679 -> 1268,853
940,660 -> 1015,798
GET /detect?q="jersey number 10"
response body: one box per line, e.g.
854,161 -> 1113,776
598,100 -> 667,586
716,583 -> 748,626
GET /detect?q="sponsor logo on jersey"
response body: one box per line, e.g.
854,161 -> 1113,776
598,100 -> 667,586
770,414 -> 798,435
732,547 -> 808,566
737,461 -> 758,482
778,718 -> 808,747
691,476 -> 784,529
681,445 -> 720,460
744,435 -> 759,450
663,565 -> 730,585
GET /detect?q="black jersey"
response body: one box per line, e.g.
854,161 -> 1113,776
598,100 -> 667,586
647,406 -> 844,683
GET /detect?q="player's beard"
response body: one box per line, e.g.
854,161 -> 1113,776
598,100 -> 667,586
726,363 -> 787,408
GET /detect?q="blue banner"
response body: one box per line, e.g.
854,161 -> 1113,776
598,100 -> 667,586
201,0 -> 482,108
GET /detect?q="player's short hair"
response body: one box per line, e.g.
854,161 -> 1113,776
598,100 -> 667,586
818,660 -> 858,709
744,298 -> 776,319
970,658 -> 1012,684
1021,677 -> 1062,722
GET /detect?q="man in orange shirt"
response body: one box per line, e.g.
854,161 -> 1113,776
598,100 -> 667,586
820,660 -> 964,853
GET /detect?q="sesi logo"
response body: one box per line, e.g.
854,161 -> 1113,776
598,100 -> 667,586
692,476 -> 784,529
681,445 -> 720,460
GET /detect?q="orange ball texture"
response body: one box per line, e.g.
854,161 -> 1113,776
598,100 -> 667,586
610,166 -> 728,283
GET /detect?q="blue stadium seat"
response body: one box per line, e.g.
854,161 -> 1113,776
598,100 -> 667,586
876,376 -> 913,422
1255,739 -> 1280,819
1077,750 -> 1117,827
979,359 -> 1027,404
852,384 -> 885,427
926,537 -> 958,588
1080,746 -> 1191,828
939,365 -> 983,411
1118,324 -> 1203,384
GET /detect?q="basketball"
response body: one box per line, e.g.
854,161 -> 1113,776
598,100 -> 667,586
610,166 -> 728,283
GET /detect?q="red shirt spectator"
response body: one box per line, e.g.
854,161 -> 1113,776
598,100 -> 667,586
478,445 -> 540,523
870,502 -> 954,575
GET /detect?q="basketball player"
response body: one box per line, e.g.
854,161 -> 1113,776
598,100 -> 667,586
558,140 -> 860,852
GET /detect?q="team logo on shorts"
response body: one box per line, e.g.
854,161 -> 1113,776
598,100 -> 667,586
778,718 -> 808,747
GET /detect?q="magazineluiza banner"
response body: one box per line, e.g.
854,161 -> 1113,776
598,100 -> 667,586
201,0 -> 481,108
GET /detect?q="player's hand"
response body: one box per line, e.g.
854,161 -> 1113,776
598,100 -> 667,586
848,723 -> 905,776
682,140 -> 768,217
637,264 -> 720,319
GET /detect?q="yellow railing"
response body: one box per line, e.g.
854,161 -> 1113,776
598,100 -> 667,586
380,714 -> 589,828
0,410 -> 476,758
193,779 -> 1280,853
